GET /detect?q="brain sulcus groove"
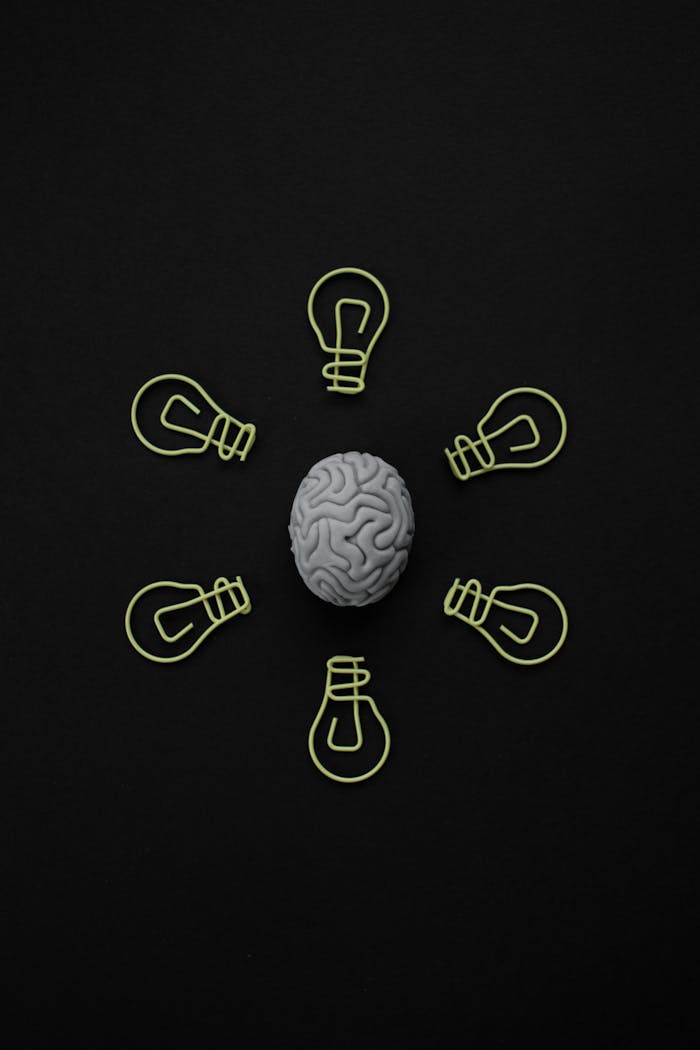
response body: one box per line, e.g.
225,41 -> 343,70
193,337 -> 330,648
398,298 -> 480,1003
289,451 -> 415,607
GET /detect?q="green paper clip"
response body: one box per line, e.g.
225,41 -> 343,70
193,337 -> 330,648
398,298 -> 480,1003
308,656 -> 391,783
125,575 -> 251,663
131,374 -> 256,461
443,577 -> 568,665
307,267 -> 389,394
444,387 -> 566,481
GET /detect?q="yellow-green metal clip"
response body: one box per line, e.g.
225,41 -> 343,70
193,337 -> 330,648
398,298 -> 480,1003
308,656 -> 391,783
445,387 -> 566,481
125,575 -> 251,663
131,374 -> 256,461
307,267 -> 389,394
444,577 -> 568,665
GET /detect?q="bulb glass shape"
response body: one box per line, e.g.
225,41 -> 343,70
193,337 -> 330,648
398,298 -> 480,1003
307,268 -> 389,394
308,656 -> 390,783
445,387 -> 566,481
444,577 -> 568,665
125,575 -> 251,663
131,374 -> 256,461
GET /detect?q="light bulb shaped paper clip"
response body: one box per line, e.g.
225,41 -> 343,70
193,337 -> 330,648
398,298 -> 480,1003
308,656 -> 390,783
131,374 -> 256,462
444,387 -> 566,481
125,575 -> 251,663
443,577 -> 568,666
307,267 -> 389,394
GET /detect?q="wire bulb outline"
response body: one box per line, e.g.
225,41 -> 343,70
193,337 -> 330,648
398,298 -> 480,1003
444,387 -> 566,481
125,575 -> 251,663
444,577 -> 568,665
308,656 -> 391,783
131,373 -> 256,462
307,267 -> 389,394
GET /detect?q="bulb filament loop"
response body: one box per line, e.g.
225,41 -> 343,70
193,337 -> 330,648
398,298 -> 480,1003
125,575 -> 251,663
327,703 -> 364,752
308,656 -> 391,783
445,413 -> 539,481
444,577 -> 538,641
154,577 -> 251,640
160,395 -> 256,461
320,297 -> 372,393
444,577 -> 568,665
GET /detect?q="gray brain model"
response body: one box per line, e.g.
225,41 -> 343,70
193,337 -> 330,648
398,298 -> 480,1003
289,452 -> 414,607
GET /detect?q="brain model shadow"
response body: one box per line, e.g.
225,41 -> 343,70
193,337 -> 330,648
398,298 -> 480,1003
289,451 -> 415,607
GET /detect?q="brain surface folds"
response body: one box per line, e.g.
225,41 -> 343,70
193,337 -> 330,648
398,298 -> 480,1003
289,451 -> 415,607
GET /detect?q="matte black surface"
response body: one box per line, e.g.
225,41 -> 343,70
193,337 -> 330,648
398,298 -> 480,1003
5,4 -> 698,1044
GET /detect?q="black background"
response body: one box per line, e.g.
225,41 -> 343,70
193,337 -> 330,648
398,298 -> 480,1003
5,2 -> 698,1045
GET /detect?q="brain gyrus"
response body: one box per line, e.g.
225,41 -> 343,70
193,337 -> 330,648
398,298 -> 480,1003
289,452 -> 415,607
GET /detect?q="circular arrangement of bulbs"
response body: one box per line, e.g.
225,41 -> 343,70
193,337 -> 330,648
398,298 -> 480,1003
125,266 -> 569,783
